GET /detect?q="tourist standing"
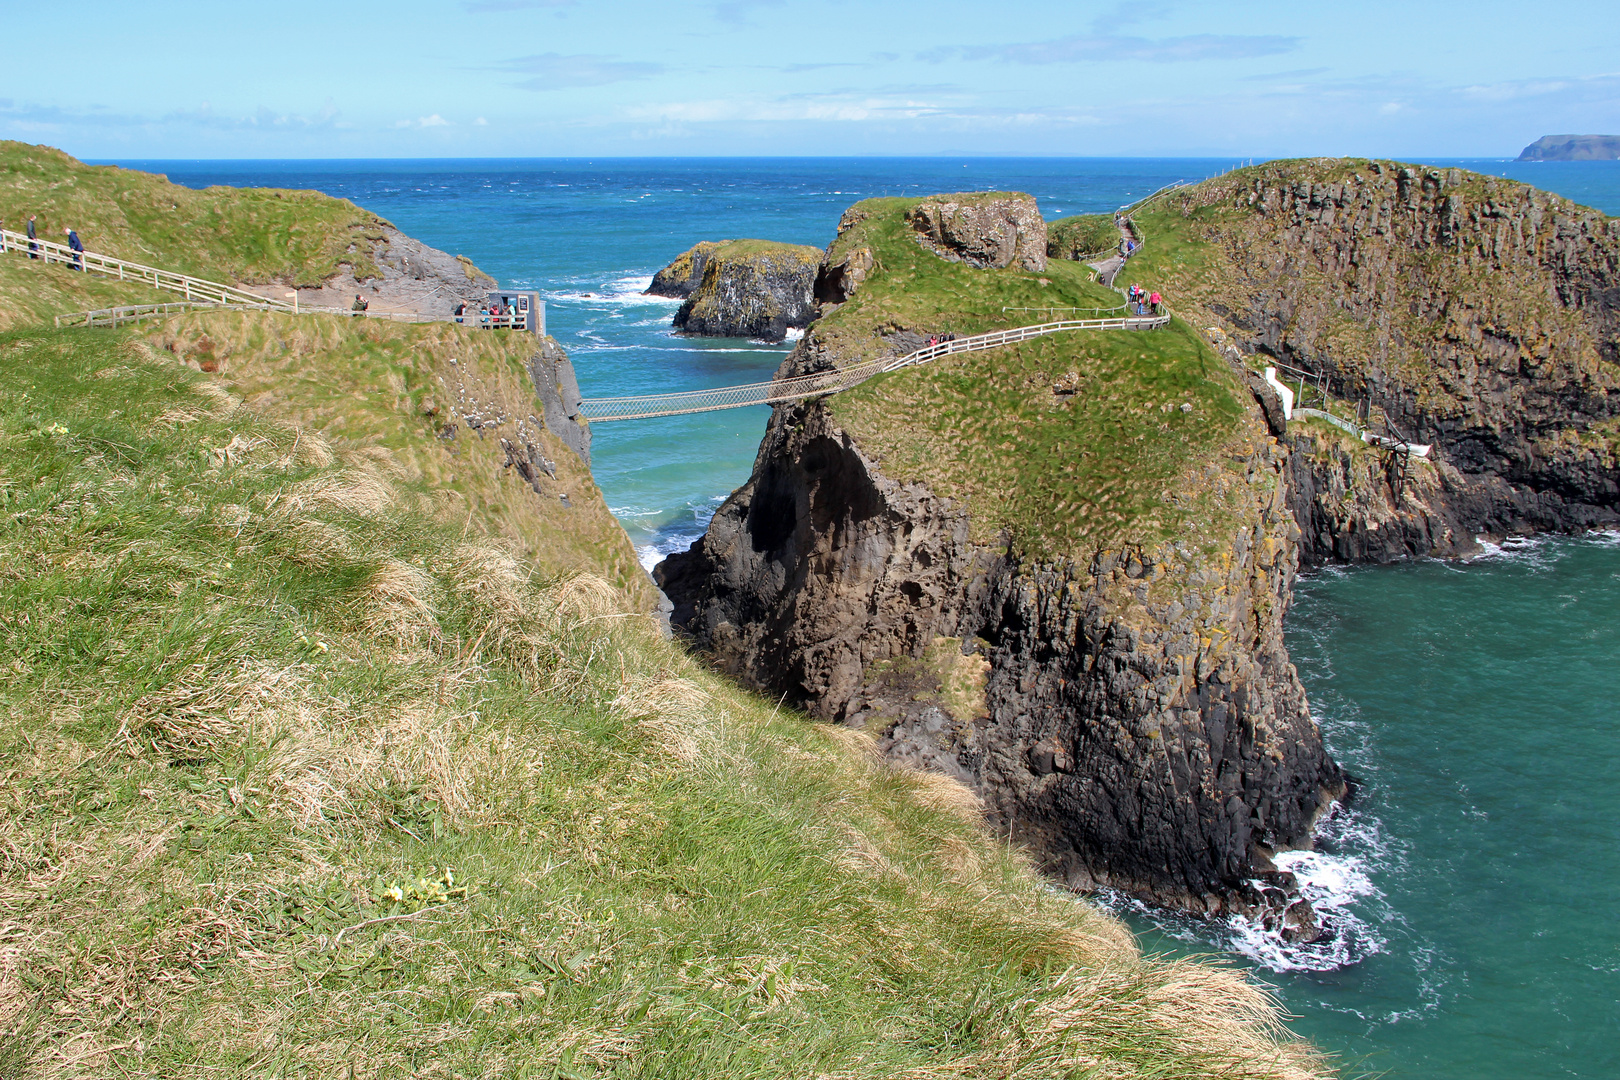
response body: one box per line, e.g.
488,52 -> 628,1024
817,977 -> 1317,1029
1150,290 -> 1162,316
27,215 -> 38,259
64,227 -> 84,270
351,293 -> 369,313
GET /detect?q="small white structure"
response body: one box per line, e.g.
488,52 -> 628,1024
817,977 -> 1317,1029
1263,366 -> 1295,420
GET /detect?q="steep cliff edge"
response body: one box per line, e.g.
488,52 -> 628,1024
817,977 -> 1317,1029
647,239 -> 820,342
1107,159 -> 1620,561
659,194 -> 1344,912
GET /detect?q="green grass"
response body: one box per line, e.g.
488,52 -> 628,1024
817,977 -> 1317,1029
655,239 -> 822,284
138,307 -> 659,611
1102,158 -> 1617,417
815,197 -> 1253,559
0,325 -> 1327,1078
1047,215 -> 1119,260
0,255 -> 172,330
1,142 -> 404,287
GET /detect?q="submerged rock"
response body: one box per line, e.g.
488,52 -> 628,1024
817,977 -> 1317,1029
647,240 -> 821,342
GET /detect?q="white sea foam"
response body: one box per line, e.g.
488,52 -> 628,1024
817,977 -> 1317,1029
613,495 -> 729,572
784,327 -> 806,342
548,273 -> 682,308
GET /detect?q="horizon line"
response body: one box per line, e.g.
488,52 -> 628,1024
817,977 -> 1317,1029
76,152 -> 1547,165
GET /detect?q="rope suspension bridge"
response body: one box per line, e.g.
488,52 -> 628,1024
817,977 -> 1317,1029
6,222 -> 1176,424
576,313 -> 1171,422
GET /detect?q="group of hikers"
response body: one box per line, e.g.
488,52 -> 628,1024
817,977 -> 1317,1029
926,332 -> 959,348
1127,284 -> 1163,316
0,214 -> 85,269
452,300 -> 518,328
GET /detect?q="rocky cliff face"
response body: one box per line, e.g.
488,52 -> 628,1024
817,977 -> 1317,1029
1123,161 -> 1620,558
905,192 -> 1048,272
647,240 -> 822,342
659,192 -> 1347,912
526,335 -> 591,465
658,395 -> 1342,912
269,224 -> 496,316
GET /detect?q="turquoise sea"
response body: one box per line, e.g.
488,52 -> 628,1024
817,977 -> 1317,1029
122,155 -> 1620,1078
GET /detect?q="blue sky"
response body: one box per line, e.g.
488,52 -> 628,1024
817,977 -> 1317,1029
3,0 -> 1616,158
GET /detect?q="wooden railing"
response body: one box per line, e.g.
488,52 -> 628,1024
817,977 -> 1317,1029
55,302 -> 263,329
4,229 -> 541,334
1,229 -> 290,310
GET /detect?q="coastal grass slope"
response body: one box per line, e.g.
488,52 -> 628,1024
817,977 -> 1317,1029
0,256 -> 172,331
1101,158 -> 1617,406
0,324 -> 1328,1079
815,197 -> 1251,558
139,308 -> 657,611
0,141 -> 391,288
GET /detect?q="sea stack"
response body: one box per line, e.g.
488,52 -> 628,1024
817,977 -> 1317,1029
647,239 -> 822,342
658,191 -> 1346,914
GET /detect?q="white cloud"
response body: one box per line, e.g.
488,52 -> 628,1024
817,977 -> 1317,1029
498,53 -> 663,90
926,32 -> 1300,65
419,114 -> 450,127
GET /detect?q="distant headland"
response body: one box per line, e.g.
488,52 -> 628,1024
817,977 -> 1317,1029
1517,134 -> 1620,161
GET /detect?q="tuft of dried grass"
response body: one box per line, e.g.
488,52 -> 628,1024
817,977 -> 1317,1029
904,769 -> 984,822
280,469 -> 395,518
120,660 -> 305,755
190,380 -> 242,419
550,573 -> 622,623
362,558 -> 442,648
615,676 -> 712,763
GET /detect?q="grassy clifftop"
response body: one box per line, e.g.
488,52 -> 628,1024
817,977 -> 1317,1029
0,156 -> 1329,1077
143,309 -> 658,610
814,196 -> 1252,558
2,142 -> 389,287
0,325 -> 1324,1078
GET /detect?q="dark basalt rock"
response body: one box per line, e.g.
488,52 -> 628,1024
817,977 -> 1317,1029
525,336 -> 590,465
658,390 -> 1344,910
648,240 -> 821,343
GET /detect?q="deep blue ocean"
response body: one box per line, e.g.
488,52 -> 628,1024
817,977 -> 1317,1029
116,155 -> 1620,1079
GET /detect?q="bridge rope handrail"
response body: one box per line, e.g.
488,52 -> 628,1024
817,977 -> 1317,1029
578,313 -> 1170,422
